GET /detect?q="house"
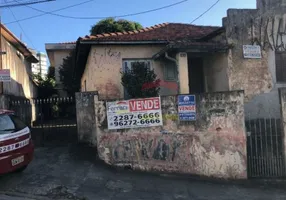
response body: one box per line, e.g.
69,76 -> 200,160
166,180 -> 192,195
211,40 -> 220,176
0,24 -> 38,101
45,42 -> 76,96
75,23 -> 228,99
74,0 -> 286,119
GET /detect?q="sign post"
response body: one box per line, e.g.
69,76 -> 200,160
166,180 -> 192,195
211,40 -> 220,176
178,95 -> 196,121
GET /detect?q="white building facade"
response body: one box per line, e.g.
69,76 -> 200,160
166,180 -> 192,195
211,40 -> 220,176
30,49 -> 48,78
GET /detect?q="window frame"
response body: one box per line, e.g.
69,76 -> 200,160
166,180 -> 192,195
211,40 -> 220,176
163,61 -> 178,82
275,51 -> 286,83
122,59 -> 153,72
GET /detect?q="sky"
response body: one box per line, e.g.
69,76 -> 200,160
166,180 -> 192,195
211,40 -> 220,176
1,0 -> 257,54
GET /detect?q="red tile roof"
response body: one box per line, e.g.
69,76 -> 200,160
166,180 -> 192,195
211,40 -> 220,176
59,41 -> 76,44
80,23 -> 221,42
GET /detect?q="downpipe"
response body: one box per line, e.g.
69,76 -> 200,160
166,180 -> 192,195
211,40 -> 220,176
165,52 -> 180,94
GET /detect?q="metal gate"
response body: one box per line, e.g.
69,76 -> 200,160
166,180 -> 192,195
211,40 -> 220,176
246,118 -> 285,178
9,97 -> 77,147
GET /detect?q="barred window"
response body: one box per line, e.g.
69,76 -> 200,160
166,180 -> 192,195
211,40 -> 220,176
276,52 -> 286,83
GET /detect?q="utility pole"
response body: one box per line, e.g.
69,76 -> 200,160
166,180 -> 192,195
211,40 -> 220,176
0,0 -> 55,94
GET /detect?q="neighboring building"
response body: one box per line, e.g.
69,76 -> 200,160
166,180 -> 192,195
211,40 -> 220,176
45,42 -> 76,96
74,0 -> 286,119
0,24 -> 38,99
29,49 -> 48,78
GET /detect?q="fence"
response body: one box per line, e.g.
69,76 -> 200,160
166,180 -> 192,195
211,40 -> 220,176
9,97 -> 77,146
245,117 -> 285,178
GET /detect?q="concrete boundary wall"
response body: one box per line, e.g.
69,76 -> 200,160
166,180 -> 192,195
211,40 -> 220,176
76,91 -> 98,145
94,91 -> 247,179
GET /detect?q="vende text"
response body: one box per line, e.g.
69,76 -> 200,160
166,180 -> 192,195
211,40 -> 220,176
178,106 -> 196,112
129,98 -> 160,111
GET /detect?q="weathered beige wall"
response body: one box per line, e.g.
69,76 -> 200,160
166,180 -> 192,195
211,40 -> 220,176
204,53 -> 230,92
1,36 -> 37,98
81,44 -> 172,99
224,0 -> 286,118
95,91 -> 247,179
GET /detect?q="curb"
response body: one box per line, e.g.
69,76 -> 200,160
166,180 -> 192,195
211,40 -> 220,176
0,191 -> 63,200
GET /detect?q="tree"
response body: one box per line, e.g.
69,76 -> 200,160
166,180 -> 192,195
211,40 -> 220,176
47,66 -> 55,80
121,62 -> 160,99
33,72 -> 56,99
90,18 -> 143,35
59,50 -> 81,96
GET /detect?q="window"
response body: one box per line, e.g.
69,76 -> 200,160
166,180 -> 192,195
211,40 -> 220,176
0,115 -> 16,135
276,52 -> 286,83
84,80 -> 87,91
122,60 -> 152,99
10,115 -> 27,131
123,60 -> 152,72
164,61 -> 177,81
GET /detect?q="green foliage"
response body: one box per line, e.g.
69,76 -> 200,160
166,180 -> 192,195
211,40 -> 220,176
47,66 -> 55,80
59,50 -> 81,96
121,62 -> 160,99
33,72 -> 56,99
90,18 -> 143,35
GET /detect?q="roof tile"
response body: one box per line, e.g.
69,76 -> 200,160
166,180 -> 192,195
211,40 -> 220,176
81,23 -> 221,42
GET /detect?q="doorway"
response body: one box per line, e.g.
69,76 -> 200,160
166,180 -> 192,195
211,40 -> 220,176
188,58 -> 205,94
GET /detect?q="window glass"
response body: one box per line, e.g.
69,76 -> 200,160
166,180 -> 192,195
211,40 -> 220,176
0,115 -> 16,135
276,52 -> 286,83
164,61 -> 177,81
10,115 -> 27,131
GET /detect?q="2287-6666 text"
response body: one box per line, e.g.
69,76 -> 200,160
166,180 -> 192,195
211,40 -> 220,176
112,112 -> 161,127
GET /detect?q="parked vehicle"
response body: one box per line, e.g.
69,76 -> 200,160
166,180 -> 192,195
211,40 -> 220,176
0,110 -> 34,175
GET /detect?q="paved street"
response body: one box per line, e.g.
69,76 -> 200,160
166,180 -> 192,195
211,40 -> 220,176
1,143 -> 286,200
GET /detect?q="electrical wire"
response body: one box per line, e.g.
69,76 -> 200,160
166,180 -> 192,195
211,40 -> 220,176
0,0 -> 54,8
5,0 -> 188,24
5,0 -> 36,49
5,0 -> 95,24
191,0 -> 221,23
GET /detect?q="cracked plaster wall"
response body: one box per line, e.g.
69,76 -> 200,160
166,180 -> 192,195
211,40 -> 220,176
223,0 -> 286,118
95,91 -> 247,179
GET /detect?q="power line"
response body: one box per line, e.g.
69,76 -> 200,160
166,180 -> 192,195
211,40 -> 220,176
0,0 -> 55,8
5,0 -> 188,24
7,5 -> 36,49
4,0 -> 95,24
191,0 -> 221,24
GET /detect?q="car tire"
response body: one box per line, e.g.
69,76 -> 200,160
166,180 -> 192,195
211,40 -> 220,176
14,165 -> 27,173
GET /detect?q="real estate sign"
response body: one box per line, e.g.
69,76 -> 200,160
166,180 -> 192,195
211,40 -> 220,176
0,69 -> 11,82
243,45 -> 262,59
178,95 -> 196,121
106,97 -> 163,130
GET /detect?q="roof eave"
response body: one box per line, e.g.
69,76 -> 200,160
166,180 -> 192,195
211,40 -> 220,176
79,40 -> 169,45
153,43 -> 230,59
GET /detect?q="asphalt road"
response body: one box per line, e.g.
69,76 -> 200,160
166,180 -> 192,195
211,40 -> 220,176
1,143 -> 286,200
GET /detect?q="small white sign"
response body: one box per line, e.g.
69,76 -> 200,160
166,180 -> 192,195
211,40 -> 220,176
243,45 -> 262,59
0,69 -> 11,82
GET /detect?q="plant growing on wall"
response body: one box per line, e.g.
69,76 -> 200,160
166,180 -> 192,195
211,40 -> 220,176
121,62 -> 160,99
